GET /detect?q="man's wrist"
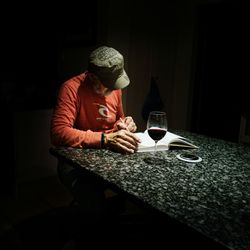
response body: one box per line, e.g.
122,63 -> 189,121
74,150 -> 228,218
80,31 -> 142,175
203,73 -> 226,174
101,132 -> 106,148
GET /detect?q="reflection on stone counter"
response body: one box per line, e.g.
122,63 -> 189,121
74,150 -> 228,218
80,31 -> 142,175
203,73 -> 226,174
50,130 -> 250,250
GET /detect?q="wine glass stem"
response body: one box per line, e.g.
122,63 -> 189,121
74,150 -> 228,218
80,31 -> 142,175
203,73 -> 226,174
154,141 -> 157,155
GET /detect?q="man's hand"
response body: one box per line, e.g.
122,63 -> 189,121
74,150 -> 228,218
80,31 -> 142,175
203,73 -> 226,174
117,116 -> 137,133
104,129 -> 141,154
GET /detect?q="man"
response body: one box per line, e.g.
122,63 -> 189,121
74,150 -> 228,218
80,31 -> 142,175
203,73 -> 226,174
50,46 -> 140,219
51,45 -> 139,152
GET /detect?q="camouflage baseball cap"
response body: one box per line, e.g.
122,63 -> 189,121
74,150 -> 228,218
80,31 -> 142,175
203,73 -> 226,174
88,46 -> 130,90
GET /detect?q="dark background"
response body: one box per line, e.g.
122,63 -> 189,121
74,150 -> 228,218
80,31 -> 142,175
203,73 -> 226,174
191,3 -> 249,142
0,2 -> 97,110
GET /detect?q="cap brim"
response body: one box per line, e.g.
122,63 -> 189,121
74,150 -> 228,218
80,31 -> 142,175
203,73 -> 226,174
113,70 -> 130,89
103,70 -> 130,90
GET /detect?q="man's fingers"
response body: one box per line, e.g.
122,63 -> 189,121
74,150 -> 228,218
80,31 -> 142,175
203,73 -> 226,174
106,130 -> 140,154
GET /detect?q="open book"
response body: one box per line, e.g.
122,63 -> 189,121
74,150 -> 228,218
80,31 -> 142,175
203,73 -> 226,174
135,130 -> 198,152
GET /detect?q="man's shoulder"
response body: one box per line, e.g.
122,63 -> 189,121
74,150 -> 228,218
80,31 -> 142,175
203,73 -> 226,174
65,73 -> 86,84
63,73 -> 86,89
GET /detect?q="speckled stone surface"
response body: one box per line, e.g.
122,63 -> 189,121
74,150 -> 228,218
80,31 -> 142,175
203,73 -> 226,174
50,130 -> 250,250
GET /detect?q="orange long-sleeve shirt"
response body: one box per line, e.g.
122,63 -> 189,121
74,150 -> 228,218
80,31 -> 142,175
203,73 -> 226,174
50,72 -> 124,148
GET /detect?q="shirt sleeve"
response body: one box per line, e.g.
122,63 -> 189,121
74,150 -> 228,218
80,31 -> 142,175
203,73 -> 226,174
50,82 -> 102,148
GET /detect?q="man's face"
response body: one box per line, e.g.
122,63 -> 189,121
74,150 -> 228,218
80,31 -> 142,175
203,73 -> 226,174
90,73 -> 113,96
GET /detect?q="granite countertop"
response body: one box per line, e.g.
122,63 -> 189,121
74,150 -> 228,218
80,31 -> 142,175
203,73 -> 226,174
50,130 -> 250,250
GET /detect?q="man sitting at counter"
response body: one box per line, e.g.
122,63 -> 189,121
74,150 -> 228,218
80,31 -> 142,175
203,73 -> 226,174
50,45 -> 140,219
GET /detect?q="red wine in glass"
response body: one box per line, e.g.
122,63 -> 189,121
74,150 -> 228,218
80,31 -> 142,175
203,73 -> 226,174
146,111 -> 168,159
148,128 -> 167,141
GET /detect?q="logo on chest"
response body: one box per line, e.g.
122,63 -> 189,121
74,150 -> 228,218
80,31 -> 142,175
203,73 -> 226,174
95,103 -> 110,120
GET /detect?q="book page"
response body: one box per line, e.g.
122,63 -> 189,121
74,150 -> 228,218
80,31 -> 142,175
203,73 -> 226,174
135,132 -> 157,152
161,132 -> 198,148
135,131 -> 170,152
135,131 -> 198,152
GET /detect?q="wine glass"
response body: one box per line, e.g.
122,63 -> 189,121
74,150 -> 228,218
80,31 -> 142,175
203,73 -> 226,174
145,111 -> 168,164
